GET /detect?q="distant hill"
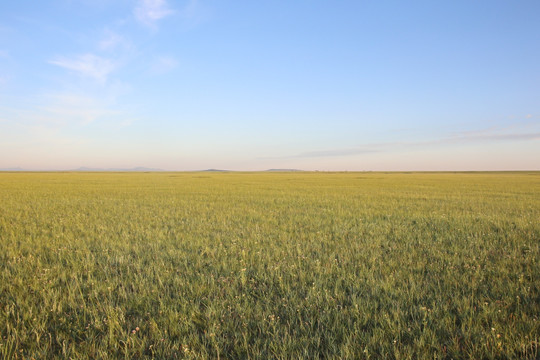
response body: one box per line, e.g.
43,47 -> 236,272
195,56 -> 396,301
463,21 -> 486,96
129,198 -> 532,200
1,167 -> 307,172
72,167 -> 164,172
0,167 -> 25,171
265,169 -> 303,172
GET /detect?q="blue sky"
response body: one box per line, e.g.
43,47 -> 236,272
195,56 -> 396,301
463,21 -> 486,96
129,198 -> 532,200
0,0 -> 539,171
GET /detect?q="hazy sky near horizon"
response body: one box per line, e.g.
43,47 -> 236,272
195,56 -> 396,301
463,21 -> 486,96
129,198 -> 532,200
1,0 -> 539,171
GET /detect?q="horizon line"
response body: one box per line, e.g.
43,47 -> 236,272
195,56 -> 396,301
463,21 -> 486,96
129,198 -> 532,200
1,169 -> 539,173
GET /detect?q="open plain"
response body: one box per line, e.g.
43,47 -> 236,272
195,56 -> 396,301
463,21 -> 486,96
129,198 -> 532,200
0,172 -> 538,359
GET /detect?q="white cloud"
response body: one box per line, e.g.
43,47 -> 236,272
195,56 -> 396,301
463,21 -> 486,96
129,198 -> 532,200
134,0 -> 174,27
119,118 -> 136,127
281,125 -> 540,159
49,54 -> 116,82
0,51 -> 10,86
38,94 -> 121,125
99,30 -> 129,51
181,0 -> 199,17
0,92 -> 128,129
178,0 -> 209,25
150,56 -> 178,74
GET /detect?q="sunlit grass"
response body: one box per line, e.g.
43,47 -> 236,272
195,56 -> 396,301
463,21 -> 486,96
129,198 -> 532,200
0,172 -> 538,359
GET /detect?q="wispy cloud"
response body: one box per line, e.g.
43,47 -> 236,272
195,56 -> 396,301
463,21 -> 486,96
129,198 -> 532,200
450,126 -> 540,143
280,125 -> 540,159
149,55 -> 178,74
0,92 -> 130,130
49,54 -> 116,82
134,0 -> 174,27
179,0 -> 209,25
295,147 -> 380,158
0,51 -> 8,85
38,94 -> 122,125
99,30 -> 130,51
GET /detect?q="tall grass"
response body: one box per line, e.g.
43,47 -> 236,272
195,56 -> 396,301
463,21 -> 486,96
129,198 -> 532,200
0,172 -> 538,359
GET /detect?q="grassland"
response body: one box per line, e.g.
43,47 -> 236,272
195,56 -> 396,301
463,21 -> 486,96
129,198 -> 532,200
0,172 -> 538,359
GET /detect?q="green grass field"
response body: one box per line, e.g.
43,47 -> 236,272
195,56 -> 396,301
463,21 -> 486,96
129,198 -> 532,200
0,172 -> 538,359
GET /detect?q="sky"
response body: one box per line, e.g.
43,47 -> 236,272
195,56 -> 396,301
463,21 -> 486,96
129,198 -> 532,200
0,0 -> 539,171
